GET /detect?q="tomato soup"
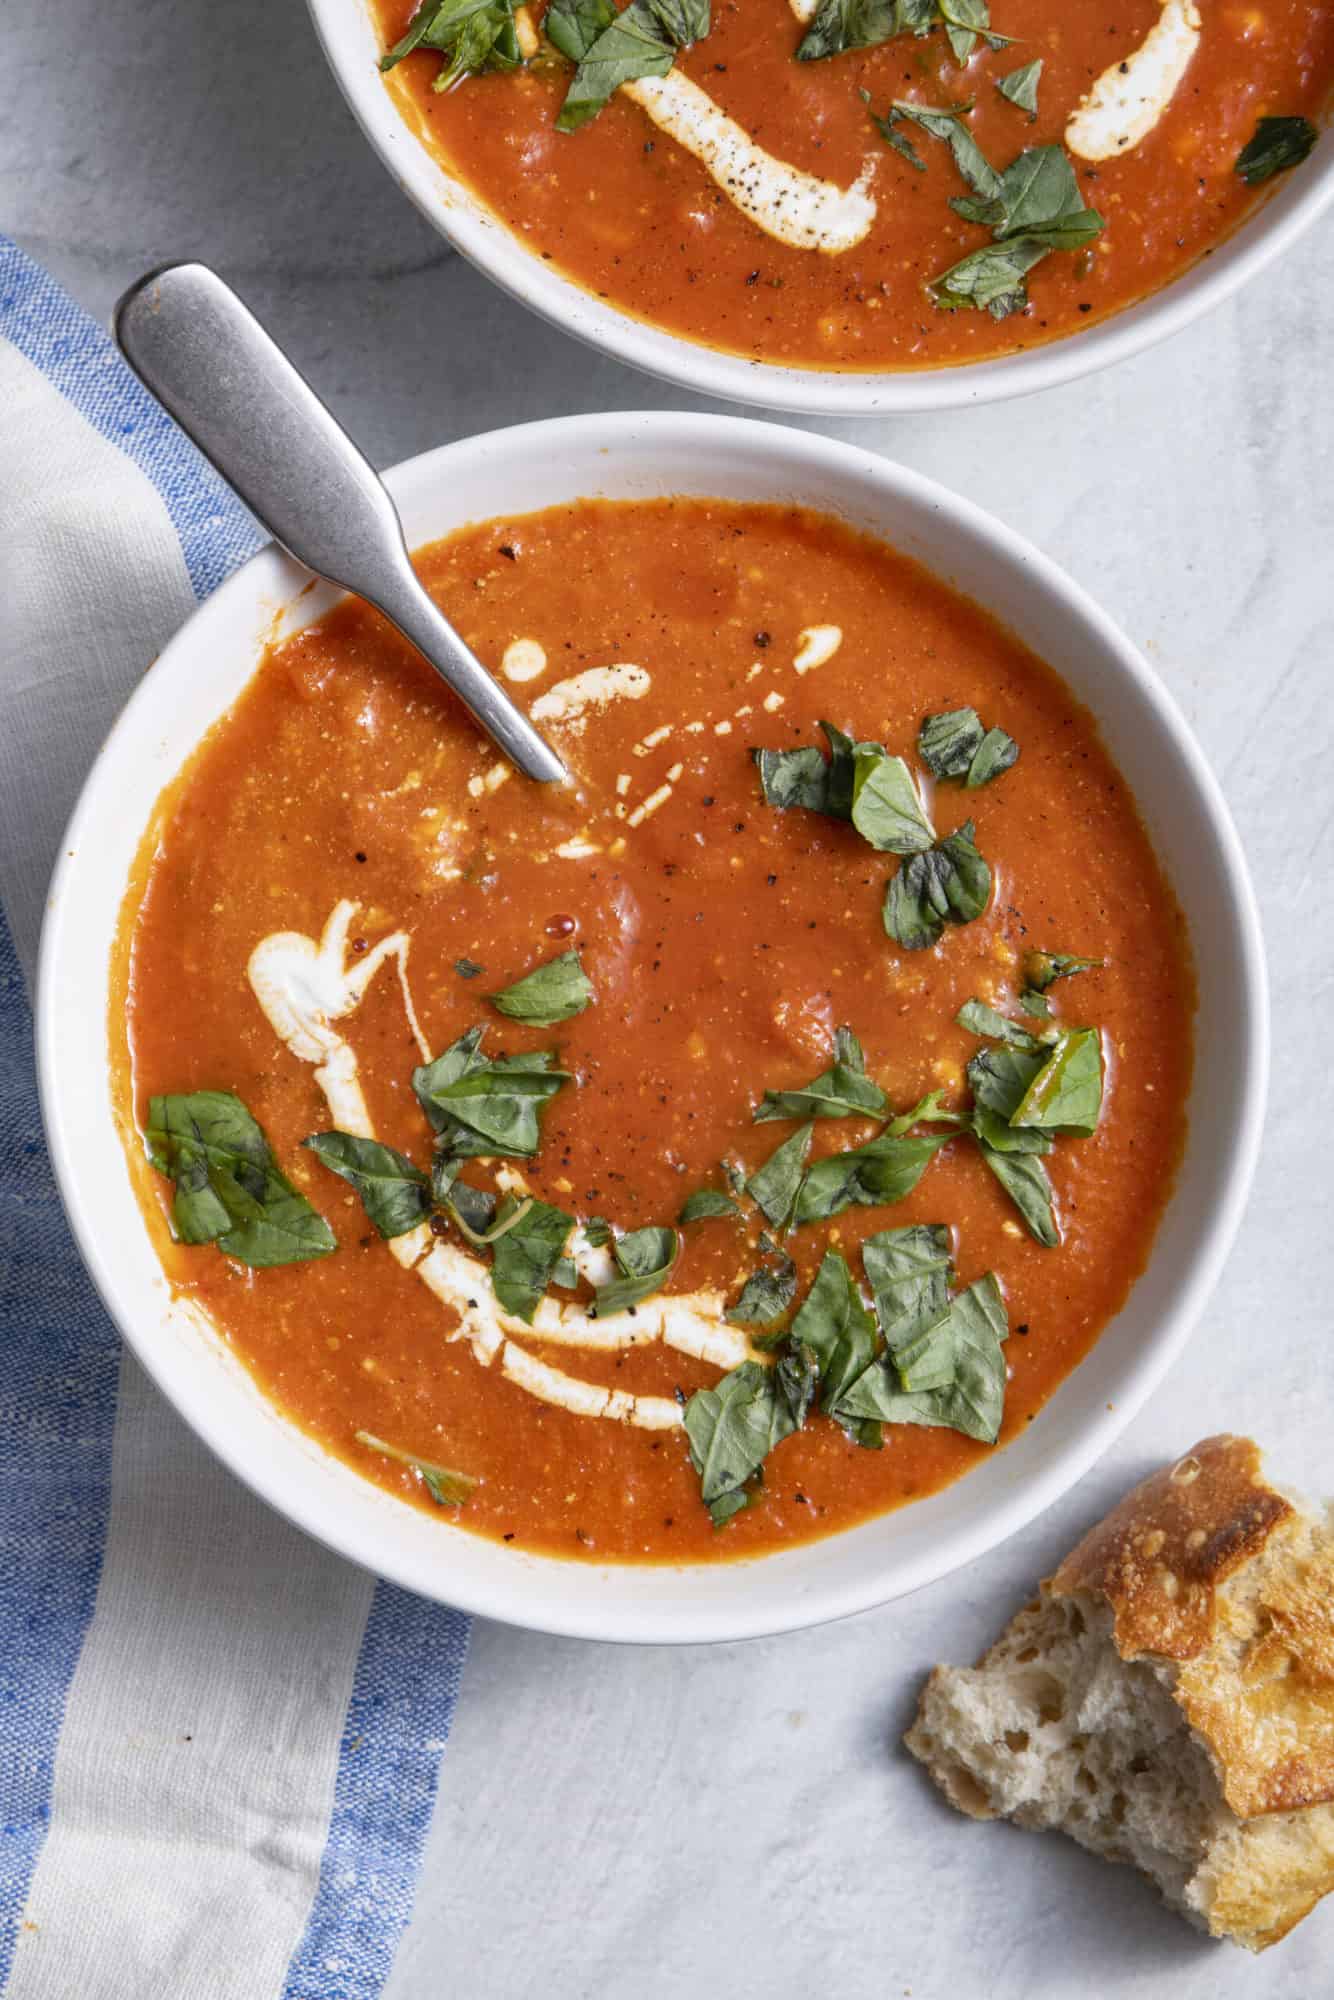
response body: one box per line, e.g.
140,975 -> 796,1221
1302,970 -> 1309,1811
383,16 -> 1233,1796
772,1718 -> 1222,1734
369,0 -> 1334,372
115,499 -> 1193,1561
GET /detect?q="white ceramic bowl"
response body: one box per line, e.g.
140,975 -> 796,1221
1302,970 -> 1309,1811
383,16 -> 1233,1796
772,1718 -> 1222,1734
38,413 -> 1266,1642
306,0 -> 1333,415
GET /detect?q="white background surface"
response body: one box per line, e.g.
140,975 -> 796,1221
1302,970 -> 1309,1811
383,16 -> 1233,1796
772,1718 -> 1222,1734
5,0 -> 1333,1992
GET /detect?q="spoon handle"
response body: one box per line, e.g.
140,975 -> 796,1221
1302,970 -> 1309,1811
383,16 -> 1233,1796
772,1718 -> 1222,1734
114,262 -> 566,785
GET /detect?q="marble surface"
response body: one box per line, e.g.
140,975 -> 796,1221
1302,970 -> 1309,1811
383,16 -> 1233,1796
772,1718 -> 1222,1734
5,0 -> 1334,1992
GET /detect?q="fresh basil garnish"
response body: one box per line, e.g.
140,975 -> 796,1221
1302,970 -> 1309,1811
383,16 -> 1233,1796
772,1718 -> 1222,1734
862,1222 -> 954,1349
872,101 -> 1002,200
753,719 -> 861,818
1010,1026 -> 1103,1136
302,1131 -> 431,1239
489,947 -> 593,1028
928,141 -> 1104,317
725,1254 -> 798,1326
682,1355 -> 811,1526
678,1187 -> 742,1223
955,998 -> 1044,1049
747,1122 -> 814,1230
977,1142 -> 1057,1245
791,1249 -> 879,1413
835,1271 -> 1009,1442
413,1029 -> 572,1161
355,1429 -> 476,1506
798,0 -> 1007,65
850,747 -> 937,853
997,57 -> 1041,116
592,1223 -> 680,1316
490,1197 -> 575,1321
380,0 -> 522,90
1023,949 -> 1102,992
545,0 -> 617,60
882,819 -> 992,950
792,1126 -> 954,1225
145,1091 -> 337,1268
454,956 -> 484,979
754,1025 -> 888,1124
556,0 -> 709,132
1236,115 -> 1318,185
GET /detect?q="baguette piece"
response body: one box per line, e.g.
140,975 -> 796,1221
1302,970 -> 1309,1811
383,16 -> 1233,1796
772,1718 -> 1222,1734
905,1436 -> 1334,1951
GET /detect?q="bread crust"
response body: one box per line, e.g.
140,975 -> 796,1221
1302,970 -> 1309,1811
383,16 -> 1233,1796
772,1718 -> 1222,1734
1049,1434 -> 1292,1662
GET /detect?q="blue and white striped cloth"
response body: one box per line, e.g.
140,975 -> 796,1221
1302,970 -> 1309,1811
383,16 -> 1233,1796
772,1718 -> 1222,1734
0,238 -> 470,2000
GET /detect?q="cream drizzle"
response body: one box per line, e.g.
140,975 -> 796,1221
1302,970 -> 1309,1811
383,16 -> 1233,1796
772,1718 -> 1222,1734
247,902 -> 757,1433
1065,0 -> 1202,162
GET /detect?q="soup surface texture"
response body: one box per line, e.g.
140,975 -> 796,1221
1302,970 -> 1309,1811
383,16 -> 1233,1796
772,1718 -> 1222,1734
371,0 -> 1334,372
118,498 -> 1193,1562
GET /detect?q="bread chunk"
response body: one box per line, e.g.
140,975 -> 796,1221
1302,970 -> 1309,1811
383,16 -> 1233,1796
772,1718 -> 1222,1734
905,1436 -> 1334,1951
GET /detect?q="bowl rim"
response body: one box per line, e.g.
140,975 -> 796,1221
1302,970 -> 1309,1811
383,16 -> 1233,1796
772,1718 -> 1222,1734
304,0 -> 1334,416
36,411 -> 1269,1643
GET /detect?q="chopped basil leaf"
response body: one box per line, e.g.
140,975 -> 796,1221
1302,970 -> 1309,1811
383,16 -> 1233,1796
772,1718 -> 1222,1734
966,725 -> 1019,787
725,1254 -> 798,1326
747,1122 -> 814,1230
489,947 -> 593,1027
1236,115 -> 1318,185
355,1429 -> 475,1506
886,1087 -> 963,1136
939,0 -> 1011,63
753,719 -> 862,818
883,819 -> 992,950
145,1091 -> 337,1268
490,1197 -> 575,1321
932,142 -> 1104,317
918,706 -> 983,777
791,1250 -> 879,1414
678,1187 -> 742,1223
381,0 -> 522,90
997,57 -> 1041,116
592,1223 -> 680,1316
792,1127 -> 954,1226
444,1178 -> 500,1237
1011,1026 -> 1103,1136
850,747 -> 937,854
545,0 -> 616,61
873,100 -> 1002,201
683,1357 -> 806,1526
954,143 -> 1087,234
955,999 -> 1044,1049
413,1030 -> 571,1159
302,1131 -> 430,1239
967,1041 -> 1048,1120
796,0 -> 898,62
754,1026 -> 888,1124
931,235 -> 1052,317
1019,989 -> 1051,1018
969,1103 -> 1052,1155
1024,950 -> 1103,993
836,1272 -> 1009,1442
861,1223 -> 954,1349
454,956 -> 484,979
556,0 -> 708,133
978,1142 -> 1058,1245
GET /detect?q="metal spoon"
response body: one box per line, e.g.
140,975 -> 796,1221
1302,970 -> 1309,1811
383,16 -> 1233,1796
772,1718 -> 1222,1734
114,262 -> 567,785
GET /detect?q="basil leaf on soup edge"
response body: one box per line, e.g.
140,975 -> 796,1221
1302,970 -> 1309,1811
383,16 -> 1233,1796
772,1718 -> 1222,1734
725,1254 -> 798,1327
683,1358 -> 803,1526
837,1271 -> 1009,1443
556,0 -> 709,133
997,57 -> 1041,116
545,0 -> 616,61
490,1198 -> 575,1322
1023,949 -> 1103,993
862,1223 -> 954,1350
850,747 -> 937,854
978,1141 -> 1059,1246
1011,1026 -> 1104,1136
931,235 -> 1053,318
302,1131 -> 431,1239
792,1126 -> 954,1226
747,1122 -> 814,1231
413,1031 -> 572,1160
883,819 -> 992,950
678,1187 -> 742,1223
489,947 -> 593,1028
355,1429 -> 476,1507
790,1251 -> 879,1415
592,1223 -> 680,1317
754,1025 -> 888,1124
1236,115 -> 1318,185
145,1091 -> 337,1268
381,0 -> 522,90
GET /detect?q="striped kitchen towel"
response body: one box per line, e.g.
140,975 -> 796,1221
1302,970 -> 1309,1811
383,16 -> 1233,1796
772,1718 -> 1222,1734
0,238 -> 471,2000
